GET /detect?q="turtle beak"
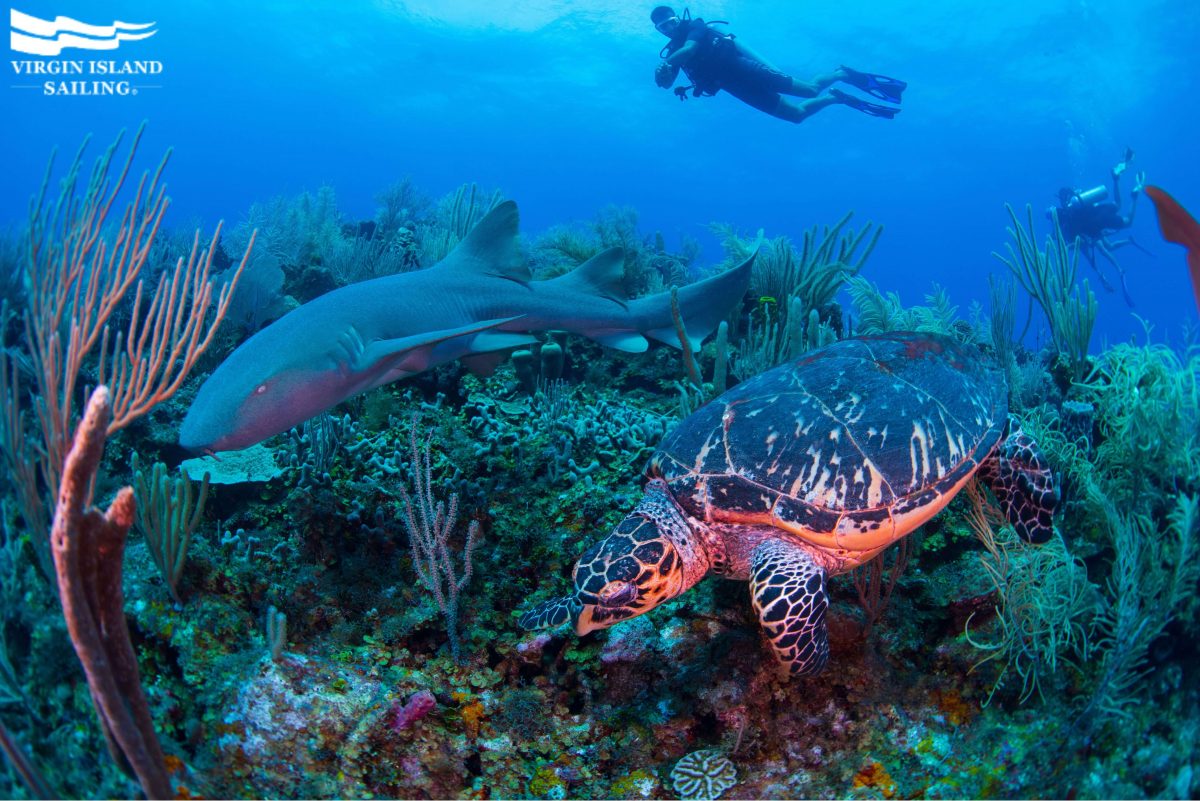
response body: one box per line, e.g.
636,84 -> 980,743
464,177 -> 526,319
575,605 -> 600,636
574,599 -> 639,635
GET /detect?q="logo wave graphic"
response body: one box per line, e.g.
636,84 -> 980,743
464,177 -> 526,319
10,9 -> 157,56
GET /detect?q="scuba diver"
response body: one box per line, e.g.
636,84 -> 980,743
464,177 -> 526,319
1050,148 -> 1148,306
650,6 -> 906,123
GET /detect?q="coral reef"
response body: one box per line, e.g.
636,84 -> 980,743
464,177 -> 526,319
0,137 -> 1197,801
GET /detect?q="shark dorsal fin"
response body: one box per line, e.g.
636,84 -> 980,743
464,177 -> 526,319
440,199 -> 532,284
549,247 -> 628,308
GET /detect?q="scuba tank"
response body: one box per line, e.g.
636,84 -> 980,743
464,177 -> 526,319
1075,185 -> 1108,206
1050,185 -> 1107,219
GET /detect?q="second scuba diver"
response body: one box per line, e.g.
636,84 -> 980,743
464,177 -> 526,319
1051,148 -> 1148,306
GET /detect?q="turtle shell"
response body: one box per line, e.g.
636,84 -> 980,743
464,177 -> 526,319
647,332 -> 1006,565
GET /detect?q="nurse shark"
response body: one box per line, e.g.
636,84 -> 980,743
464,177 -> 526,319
180,200 -> 753,452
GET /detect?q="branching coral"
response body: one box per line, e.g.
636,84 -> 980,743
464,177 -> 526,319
1078,338 -> 1200,514
993,204 -> 1097,382
1082,492 -> 1199,722
715,213 -> 878,377
962,481 -> 1097,705
397,416 -> 482,663
131,455 -> 211,604
227,186 -> 342,269
845,277 -> 977,343
715,211 -> 879,312
984,337 -> 1200,723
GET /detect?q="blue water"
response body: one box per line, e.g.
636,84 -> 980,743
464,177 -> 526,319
4,0 -> 1199,348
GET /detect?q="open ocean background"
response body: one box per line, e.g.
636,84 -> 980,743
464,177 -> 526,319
4,0 -> 1199,347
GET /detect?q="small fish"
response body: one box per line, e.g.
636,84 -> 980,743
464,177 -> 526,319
1145,185 -> 1200,313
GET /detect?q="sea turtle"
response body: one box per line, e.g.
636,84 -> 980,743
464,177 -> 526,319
520,332 -> 1058,676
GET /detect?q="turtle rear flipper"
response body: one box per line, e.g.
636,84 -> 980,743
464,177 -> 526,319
519,596 -> 582,631
749,539 -> 830,676
978,426 -> 1059,544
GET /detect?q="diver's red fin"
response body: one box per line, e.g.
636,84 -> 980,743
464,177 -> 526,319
1145,185 -> 1200,314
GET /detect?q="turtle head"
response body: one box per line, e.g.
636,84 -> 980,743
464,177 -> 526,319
518,479 -> 709,635
569,513 -> 691,635
518,514 -> 688,634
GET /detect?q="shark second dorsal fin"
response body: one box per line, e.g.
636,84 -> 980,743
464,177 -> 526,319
440,200 -> 532,284
548,247 -> 628,308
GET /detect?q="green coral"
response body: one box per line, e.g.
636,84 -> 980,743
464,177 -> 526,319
1079,338 -> 1200,514
993,204 -> 1097,382
963,494 -> 1098,705
528,765 -> 569,799
609,768 -> 660,799
1083,492 -> 1199,722
715,212 -> 878,377
845,276 -> 977,343
974,336 -> 1200,722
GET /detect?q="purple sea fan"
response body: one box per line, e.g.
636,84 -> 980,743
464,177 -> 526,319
389,689 -> 437,733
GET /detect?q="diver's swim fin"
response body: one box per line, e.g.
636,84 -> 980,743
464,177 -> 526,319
840,65 -> 907,103
830,88 -> 899,119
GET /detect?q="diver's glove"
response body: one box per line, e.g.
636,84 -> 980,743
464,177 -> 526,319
1133,170 -> 1147,194
1113,146 -> 1135,179
655,61 -> 675,88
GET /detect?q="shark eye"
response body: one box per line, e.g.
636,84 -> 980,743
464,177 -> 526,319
254,384 -> 268,395
598,580 -> 637,607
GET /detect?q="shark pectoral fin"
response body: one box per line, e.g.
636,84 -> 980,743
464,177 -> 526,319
643,325 -> 702,353
458,331 -> 538,376
438,200 -> 533,285
354,315 -> 525,375
549,247 -> 629,308
593,332 -> 649,353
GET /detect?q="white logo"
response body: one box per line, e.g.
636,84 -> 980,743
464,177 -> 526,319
8,8 -> 164,96
10,8 -> 156,56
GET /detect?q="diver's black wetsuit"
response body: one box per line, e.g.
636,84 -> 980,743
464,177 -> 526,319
1053,167 -> 1142,305
1058,199 -> 1128,243
663,18 -> 795,113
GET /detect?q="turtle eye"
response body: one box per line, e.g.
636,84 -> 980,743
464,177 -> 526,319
598,580 -> 637,607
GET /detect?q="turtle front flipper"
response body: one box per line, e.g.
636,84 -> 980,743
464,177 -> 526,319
749,539 -> 830,677
519,596 -> 582,631
977,425 -> 1058,544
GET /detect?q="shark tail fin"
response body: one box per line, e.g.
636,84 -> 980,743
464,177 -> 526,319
548,247 -> 628,308
634,250 -> 755,351
1145,186 -> 1200,314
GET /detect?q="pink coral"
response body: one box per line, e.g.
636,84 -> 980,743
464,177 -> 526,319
389,689 -> 437,733
516,632 -> 553,663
